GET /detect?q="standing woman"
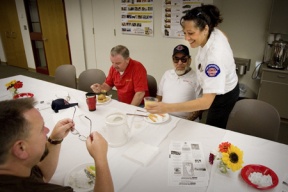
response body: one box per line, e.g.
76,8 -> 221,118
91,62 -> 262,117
146,4 -> 239,128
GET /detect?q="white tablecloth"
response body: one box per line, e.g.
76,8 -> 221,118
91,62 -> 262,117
1,75 -> 288,192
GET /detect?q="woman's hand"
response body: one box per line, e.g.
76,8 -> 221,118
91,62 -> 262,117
145,102 -> 168,114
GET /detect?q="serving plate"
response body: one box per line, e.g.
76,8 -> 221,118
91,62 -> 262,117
97,95 -> 111,105
144,113 -> 170,124
13,92 -> 34,99
64,163 -> 95,192
241,164 -> 278,190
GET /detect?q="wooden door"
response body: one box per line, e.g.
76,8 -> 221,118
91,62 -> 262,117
0,0 -> 28,69
37,0 -> 71,76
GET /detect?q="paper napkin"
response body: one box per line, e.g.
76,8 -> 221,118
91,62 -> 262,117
123,141 -> 159,166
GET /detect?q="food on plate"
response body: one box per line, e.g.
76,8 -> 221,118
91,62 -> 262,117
248,172 -> 273,187
147,114 -> 166,122
148,114 -> 157,122
69,166 -> 94,189
97,94 -> 108,103
101,90 -> 107,94
84,165 -> 96,180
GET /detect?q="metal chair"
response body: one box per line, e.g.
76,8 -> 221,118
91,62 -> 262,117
226,99 -> 280,141
78,69 -> 106,92
147,74 -> 157,97
54,64 -> 77,89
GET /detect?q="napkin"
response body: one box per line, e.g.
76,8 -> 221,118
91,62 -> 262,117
134,115 -> 180,146
123,141 -> 159,166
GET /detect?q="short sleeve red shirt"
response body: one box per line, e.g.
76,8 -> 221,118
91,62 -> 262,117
105,58 -> 149,104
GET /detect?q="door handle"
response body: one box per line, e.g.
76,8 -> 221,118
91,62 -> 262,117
11,32 -> 16,39
5,31 -> 10,38
277,75 -> 287,79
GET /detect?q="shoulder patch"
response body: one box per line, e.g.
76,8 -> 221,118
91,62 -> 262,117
205,64 -> 220,77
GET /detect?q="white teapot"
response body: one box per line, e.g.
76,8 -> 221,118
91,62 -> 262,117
104,112 -> 130,147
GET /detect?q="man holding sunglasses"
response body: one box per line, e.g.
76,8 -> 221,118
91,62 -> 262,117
0,98 -> 114,192
156,44 -> 201,121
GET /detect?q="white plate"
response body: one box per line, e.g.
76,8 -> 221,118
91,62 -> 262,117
64,163 -> 95,192
144,113 -> 170,124
97,95 -> 111,105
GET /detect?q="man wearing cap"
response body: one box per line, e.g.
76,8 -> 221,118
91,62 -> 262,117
156,44 -> 202,121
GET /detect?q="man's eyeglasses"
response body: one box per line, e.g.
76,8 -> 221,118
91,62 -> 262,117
71,107 -> 92,141
173,56 -> 190,63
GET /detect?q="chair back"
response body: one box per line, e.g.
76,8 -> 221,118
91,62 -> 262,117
226,99 -> 280,141
78,69 -> 106,92
147,74 -> 157,97
55,64 -> 77,89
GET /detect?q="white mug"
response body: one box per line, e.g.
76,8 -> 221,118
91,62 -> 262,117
104,112 -> 130,147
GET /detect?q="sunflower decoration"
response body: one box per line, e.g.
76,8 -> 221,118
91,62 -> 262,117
5,80 -> 23,96
209,141 -> 244,174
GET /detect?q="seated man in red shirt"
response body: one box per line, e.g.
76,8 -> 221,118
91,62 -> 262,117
91,45 -> 149,106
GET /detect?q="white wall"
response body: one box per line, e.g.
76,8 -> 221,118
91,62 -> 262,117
91,0 -> 213,82
64,0 -> 86,77
0,36 -> 6,62
80,0 -> 96,70
1,0 -> 273,96
88,0 -> 271,96
216,0 -> 273,95
15,0 -> 35,69
91,0 -> 117,74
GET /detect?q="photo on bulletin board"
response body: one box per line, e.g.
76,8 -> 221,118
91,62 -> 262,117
121,0 -> 154,37
162,0 -> 203,38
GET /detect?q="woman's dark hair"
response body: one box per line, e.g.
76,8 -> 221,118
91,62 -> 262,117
180,4 -> 223,37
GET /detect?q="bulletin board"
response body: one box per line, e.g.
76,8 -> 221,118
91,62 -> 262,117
121,0 -> 154,36
162,0 -> 203,38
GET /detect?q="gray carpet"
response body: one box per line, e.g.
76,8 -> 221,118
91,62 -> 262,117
0,63 -> 55,83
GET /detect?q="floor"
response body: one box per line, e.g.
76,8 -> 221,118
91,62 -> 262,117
1,63 -> 288,145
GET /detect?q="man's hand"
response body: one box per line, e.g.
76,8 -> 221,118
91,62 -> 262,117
86,131 -> 108,163
49,118 -> 74,140
91,83 -> 102,93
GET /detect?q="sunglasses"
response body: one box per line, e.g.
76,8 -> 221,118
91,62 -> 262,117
173,56 -> 189,63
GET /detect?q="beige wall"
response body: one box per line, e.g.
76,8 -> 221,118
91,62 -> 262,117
216,0 -> 273,95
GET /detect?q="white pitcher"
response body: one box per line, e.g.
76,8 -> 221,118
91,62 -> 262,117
104,112 -> 130,147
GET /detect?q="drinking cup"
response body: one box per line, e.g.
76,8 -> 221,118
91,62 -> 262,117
144,96 -> 158,108
86,92 -> 96,111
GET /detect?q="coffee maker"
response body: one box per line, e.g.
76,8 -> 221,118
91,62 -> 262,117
268,39 -> 288,69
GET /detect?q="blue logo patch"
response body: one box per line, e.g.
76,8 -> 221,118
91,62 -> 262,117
205,64 -> 220,77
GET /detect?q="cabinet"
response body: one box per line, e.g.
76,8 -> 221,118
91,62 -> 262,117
269,0 -> 288,34
258,65 -> 288,119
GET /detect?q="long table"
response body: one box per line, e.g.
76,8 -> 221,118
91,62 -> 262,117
1,75 -> 288,192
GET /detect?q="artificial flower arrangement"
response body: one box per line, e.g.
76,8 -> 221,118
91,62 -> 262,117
5,80 -> 23,96
209,141 -> 244,173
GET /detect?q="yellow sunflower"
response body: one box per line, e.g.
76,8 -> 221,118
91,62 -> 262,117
221,144 -> 244,172
5,80 -> 16,88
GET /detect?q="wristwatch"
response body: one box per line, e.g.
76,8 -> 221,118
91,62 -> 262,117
48,137 -> 63,145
